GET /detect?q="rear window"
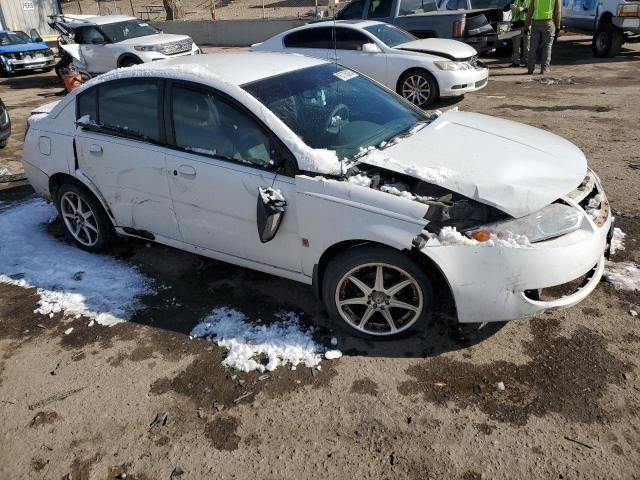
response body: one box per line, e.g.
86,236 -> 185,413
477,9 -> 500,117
77,79 -> 160,142
283,28 -> 332,49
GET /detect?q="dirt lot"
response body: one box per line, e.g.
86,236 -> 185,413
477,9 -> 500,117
1,36 -> 639,479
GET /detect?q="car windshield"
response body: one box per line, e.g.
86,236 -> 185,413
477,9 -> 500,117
100,20 -> 160,43
0,31 -> 31,46
364,24 -> 416,47
243,64 -> 427,161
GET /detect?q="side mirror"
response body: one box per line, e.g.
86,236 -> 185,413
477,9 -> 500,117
30,29 -> 43,43
256,187 -> 287,243
361,43 -> 381,53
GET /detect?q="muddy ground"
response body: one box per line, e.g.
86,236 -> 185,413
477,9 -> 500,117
0,35 -> 639,479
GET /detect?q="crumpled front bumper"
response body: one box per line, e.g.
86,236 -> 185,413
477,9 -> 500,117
1,55 -> 55,73
421,173 -> 612,323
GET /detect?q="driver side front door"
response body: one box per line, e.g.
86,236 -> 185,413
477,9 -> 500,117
164,82 -> 303,273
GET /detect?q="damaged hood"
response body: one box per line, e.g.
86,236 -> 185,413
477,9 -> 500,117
394,39 -> 478,60
360,111 -> 587,218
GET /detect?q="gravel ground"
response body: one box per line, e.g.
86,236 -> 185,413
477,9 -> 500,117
0,36 -> 639,479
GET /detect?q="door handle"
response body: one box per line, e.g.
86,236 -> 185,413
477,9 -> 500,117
178,164 -> 196,177
89,144 -> 102,154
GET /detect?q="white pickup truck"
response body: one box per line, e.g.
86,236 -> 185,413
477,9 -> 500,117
562,0 -> 640,57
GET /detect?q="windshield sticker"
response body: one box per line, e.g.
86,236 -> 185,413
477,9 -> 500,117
333,70 -> 358,81
139,23 -> 149,27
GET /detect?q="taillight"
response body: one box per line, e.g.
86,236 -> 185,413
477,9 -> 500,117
452,19 -> 466,37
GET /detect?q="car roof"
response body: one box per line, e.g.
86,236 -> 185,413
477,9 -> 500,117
81,15 -> 137,25
104,52 -> 328,86
301,19 -> 385,29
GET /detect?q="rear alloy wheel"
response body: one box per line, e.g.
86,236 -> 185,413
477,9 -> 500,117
323,247 -> 433,338
56,184 -> 114,252
398,70 -> 438,109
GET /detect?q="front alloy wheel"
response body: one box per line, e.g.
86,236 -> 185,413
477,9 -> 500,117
336,263 -> 423,336
399,70 -> 438,109
323,246 -> 433,338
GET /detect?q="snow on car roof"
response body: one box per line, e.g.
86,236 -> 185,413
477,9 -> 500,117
125,52 -> 328,86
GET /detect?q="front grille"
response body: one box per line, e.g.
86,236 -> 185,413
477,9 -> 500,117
157,39 -> 192,55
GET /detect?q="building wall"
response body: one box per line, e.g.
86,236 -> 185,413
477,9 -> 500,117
0,0 -> 60,36
153,19 -> 307,46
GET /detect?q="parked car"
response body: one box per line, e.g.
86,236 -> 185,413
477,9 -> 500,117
334,0 -> 517,53
47,14 -> 200,74
253,20 -> 488,108
562,0 -> 640,57
23,53 -> 613,338
0,29 -> 55,75
0,97 -> 10,148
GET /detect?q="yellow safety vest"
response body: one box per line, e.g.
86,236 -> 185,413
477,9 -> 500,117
532,0 -> 555,20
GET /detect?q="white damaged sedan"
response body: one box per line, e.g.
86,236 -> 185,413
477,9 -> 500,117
252,20 -> 488,108
22,53 -> 613,338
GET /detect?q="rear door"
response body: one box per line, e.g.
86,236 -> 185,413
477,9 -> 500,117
74,79 -> 181,240
164,82 -> 303,272
282,26 -> 332,61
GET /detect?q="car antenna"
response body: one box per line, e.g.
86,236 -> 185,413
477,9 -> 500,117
332,13 -> 345,176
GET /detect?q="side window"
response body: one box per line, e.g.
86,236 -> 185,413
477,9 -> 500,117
171,86 -> 273,169
337,0 -> 365,19
283,28 -> 332,49
77,87 -> 97,121
399,0 -> 437,14
76,27 -> 106,45
335,28 -> 371,50
368,0 -> 393,18
99,80 -> 160,141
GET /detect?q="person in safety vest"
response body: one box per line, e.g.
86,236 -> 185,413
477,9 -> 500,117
525,0 -> 561,75
511,0 -> 530,67
510,0 -> 530,67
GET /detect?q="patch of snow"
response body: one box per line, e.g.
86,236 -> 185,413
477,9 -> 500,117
380,184 -> 415,200
186,147 -> 217,156
64,327 -> 73,335
76,114 -> 98,127
31,100 -> 60,114
28,113 -> 48,125
610,227 -> 625,255
357,148 -> 454,186
324,350 -> 342,360
259,186 -> 286,204
585,194 -> 602,220
330,337 -> 338,346
603,261 -> 640,292
347,174 -> 372,188
190,307 -> 323,372
425,226 -> 531,248
0,199 -> 154,326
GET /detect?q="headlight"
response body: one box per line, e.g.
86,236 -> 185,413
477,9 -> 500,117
434,61 -> 473,71
467,204 -> 583,244
134,44 -> 162,52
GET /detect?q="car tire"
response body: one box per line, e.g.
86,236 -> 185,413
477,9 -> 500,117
56,183 -> 115,252
592,24 -> 624,58
120,57 -> 142,68
397,69 -> 439,109
0,139 -> 6,149
41,67 -> 54,73
322,245 -> 434,339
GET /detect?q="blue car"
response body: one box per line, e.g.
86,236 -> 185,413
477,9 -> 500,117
0,29 -> 55,75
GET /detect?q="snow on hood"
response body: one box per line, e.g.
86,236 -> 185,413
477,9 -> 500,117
360,111 -> 587,218
116,33 -> 191,46
31,100 -> 60,114
395,38 -> 478,60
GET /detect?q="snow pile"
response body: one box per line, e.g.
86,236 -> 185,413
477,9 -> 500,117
604,261 -> 640,292
190,308 -> 324,372
358,149 -> 455,186
347,174 -> 372,188
610,227 -> 625,255
0,199 -> 154,325
298,148 -> 344,175
426,226 -> 531,248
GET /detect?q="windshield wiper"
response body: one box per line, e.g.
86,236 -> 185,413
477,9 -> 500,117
380,120 -> 428,150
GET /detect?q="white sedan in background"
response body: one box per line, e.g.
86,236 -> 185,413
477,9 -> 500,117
252,20 -> 488,108
23,54 -> 611,339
